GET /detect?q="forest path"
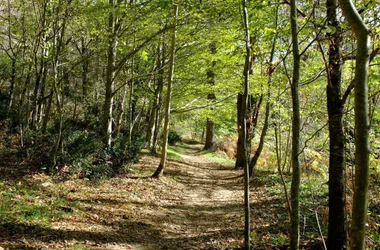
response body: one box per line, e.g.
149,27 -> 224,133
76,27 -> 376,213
1,142 -> 281,250
127,143 -> 246,250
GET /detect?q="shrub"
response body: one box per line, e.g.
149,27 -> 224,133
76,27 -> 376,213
168,130 -> 181,145
71,157 -> 113,179
66,131 -> 144,179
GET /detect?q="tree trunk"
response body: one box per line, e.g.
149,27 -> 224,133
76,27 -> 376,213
42,91 -> 53,134
151,103 -> 162,154
30,1 -> 47,130
7,58 -> 16,117
146,39 -> 165,149
337,1 -> 370,249
102,0 -> 118,147
81,38 -> 89,98
204,118 -> 215,150
114,83 -> 128,136
326,0 -> 347,249
152,4 -> 178,178
235,93 -> 245,168
241,0 -> 251,248
203,40 -> 217,151
249,93 -> 270,176
37,58 -> 48,126
248,4 -> 278,177
290,0 -> 301,249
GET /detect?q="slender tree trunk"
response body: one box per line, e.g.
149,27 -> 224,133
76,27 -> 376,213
102,0 -> 118,147
81,38 -> 89,98
249,0 -> 278,177
31,1 -> 47,130
151,103 -> 162,154
337,1 -> 370,249
128,78 -> 135,145
325,0 -> 346,249
249,94 -> 270,176
152,4 -> 178,178
290,0 -> 301,249
275,123 -> 292,216
37,59 -> 48,125
241,0 -> 251,248
146,39 -> 165,149
7,58 -> 16,117
42,90 -> 53,134
114,84 -> 128,135
18,71 -> 31,147
235,93 -> 245,168
147,79 -> 164,150
49,0 -> 70,167
31,50 -> 47,130
50,64 -> 63,167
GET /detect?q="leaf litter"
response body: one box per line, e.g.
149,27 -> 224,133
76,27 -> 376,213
0,143 -> 325,249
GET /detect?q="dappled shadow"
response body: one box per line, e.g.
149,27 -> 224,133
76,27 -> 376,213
0,220 -> 168,249
0,164 -> 41,183
0,142 -> 326,250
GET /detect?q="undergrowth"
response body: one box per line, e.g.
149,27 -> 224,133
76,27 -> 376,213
200,150 -> 235,166
0,180 -> 75,225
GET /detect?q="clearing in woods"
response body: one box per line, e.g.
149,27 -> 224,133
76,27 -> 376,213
0,143 -> 299,250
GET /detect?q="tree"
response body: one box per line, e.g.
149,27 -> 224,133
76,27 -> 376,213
152,4 -> 178,178
289,0 -> 301,249
325,0 -> 347,249
204,41 -> 217,150
248,1 -> 279,178
102,0 -> 121,147
241,0 -> 251,248
337,0 -> 371,249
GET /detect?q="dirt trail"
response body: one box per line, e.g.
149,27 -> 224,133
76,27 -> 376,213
129,143 -> 246,250
0,143 -> 257,250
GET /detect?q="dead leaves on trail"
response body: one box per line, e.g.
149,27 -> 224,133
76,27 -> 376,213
0,143 -> 325,250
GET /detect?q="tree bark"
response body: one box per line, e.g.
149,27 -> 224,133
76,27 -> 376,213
102,0 -> 118,147
290,0 -> 301,249
235,93 -> 245,168
146,49 -> 165,150
249,90 -> 270,177
204,118 -> 215,150
241,0 -> 251,248
204,41 -> 217,151
7,58 -> 16,117
146,41 -> 163,149
337,1 -> 370,249
152,4 -> 178,178
326,0 -> 347,249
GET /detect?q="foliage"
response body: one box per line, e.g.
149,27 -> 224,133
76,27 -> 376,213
0,0 -> 379,248
167,130 -> 182,145
66,131 -> 144,179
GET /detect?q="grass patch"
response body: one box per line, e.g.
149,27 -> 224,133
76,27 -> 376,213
69,244 -> 89,250
156,143 -> 190,160
0,179 -> 76,225
166,146 -> 184,160
200,150 -> 235,166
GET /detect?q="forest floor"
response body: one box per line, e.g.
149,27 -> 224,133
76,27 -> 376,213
0,142 -> 327,250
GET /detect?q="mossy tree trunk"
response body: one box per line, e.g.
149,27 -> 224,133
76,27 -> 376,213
337,0 -> 370,249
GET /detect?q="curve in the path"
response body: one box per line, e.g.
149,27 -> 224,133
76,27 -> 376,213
140,144 -> 245,250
